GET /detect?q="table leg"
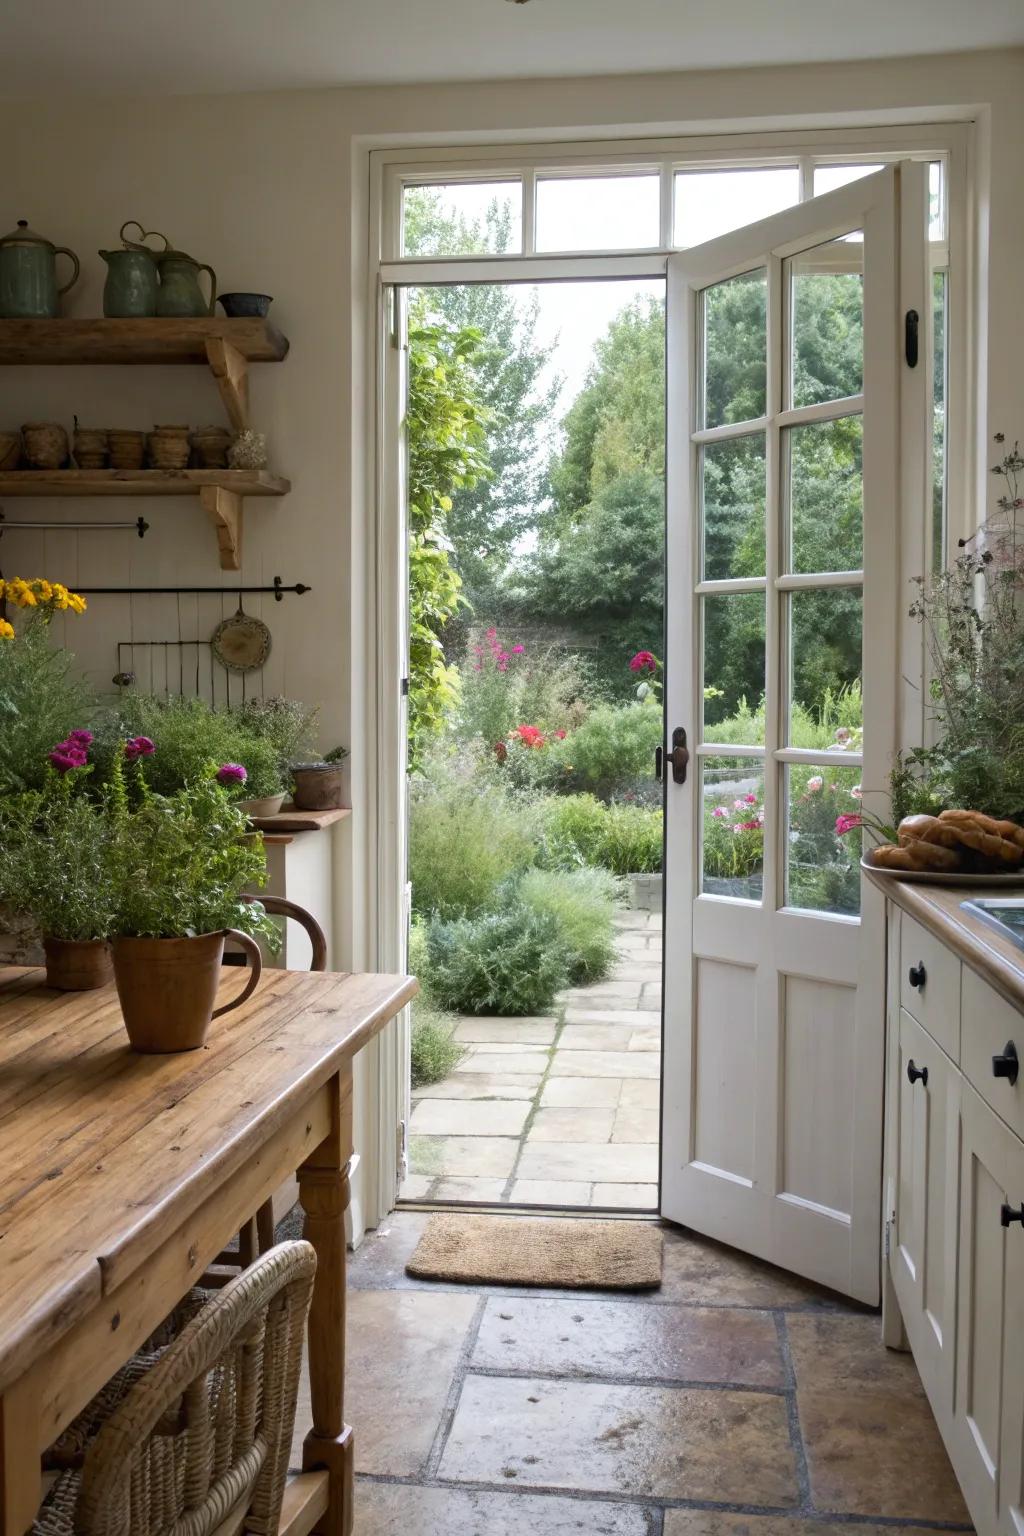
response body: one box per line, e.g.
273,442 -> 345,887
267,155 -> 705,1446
1,1374 -> 41,1536
299,1068 -> 354,1536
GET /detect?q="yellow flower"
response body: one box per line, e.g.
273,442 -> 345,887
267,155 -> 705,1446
0,619 -> 13,640
0,575 -> 86,614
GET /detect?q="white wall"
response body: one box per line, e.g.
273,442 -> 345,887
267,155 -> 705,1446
1,46 -> 1021,1227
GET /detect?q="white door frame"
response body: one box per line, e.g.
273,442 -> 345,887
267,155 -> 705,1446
661,164 -> 930,1303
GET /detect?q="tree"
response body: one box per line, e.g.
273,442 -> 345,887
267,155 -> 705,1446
405,320 -> 492,764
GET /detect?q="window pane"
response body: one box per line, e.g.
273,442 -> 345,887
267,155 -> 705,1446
932,269 -> 948,572
789,236 -> 863,408
702,756 -> 765,901
674,168 -> 799,248
536,174 -> 659,252
403,181 -> 522,256
812,163 -> 883,196
704,592 -> 766,743
929,161 -> 945,242
702,270 -> 766,429
786,417 -> 863,575
788,588 -> 862,743
702,434 -> 766,581
785,763 -> 862,916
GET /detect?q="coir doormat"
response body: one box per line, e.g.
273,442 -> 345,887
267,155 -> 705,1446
406,1212 -> 663,1290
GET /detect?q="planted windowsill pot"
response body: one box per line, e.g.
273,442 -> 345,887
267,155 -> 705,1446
238,791 -> 286,819
291,751 -> 348,811
111,929 -> 262,1053
43,936 -> 113,991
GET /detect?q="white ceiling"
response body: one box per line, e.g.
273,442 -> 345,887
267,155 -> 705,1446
3,0 -> 1022,98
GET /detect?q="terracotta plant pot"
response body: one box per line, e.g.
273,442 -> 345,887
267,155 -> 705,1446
291,763 -> 345,811
111,929 -> 262,1053
43,936 -> 113,991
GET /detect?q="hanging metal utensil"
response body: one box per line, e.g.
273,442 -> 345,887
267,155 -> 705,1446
210,598 -> 272,674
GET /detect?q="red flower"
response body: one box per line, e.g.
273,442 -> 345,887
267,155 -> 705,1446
493,741 -> 508,764
629,650 -> 658,674
554,728 -> 567,740
835,813 -> 863,836
512,724 -> 545,749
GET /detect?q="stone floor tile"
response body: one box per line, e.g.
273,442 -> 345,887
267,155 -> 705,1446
619,1079 -> 660,1109
291,1289 -> 477,1476
660,1228 -> 835,1308
558,1023 -> 636,1051
398,1173 -> 433,1200
438,1375 -> 799,1504
798,1387 -> 969,1519
551,1049 -> 660,1079
410,1099 -> 531,1138
517,1140 -> 659,1183
560,984 -> 642,1006
617,934 -> 658,952
786,1313 -> 927,1396
347,1211 -> 429,1288
628,1028 -> 661,1052
431,1176 -> 509,1201
354,1482 -> 651,1535
611,963 -> 663,982
473,1295 -> 785,1387
510,1178 -> 593,1205
638,986 -> 662,1012
454,1017 -> 557,1045
540,1076 -> 624,1108
526,1106 -> 616,1143
409,1134 -> 520,1177
455,1050 -> 551,1075
467,1041 -> 554,1056
414,1072 -> 541,1100
613,912 -> 651,930
646,913 -> 663,928
564,1008 -> 648,1026
663,1515 -> 948,1536
611,1105 -> 659,1143
592,1182 -> 658,1209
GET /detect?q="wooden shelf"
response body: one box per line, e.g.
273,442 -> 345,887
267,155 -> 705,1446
0,470 -> 289,571
253,806 -> 351,838
0,317 -> 289,366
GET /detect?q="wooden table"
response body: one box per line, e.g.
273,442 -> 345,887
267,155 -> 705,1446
0,963 -> 416,1536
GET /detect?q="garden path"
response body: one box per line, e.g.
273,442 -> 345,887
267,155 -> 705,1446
403,906 -> 662,1209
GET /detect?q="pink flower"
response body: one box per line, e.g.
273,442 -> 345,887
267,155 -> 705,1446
629,650 -> 658,675
711,807 -> 727,819
835,813 -> 864,836
485,627 -> 497,639
124,735 -> 155,761
732,823 -> 743,834
733,798 -> 746,810
740,819 -> 760,832
554,728 -> 567,740
216,762 -> 248,786
68,729 -> 94,747
512,644 -> 525,654
743,793 -> 757,804
851,785 -> 863,799
49,749 -> 84,774
807,775 -> 823,792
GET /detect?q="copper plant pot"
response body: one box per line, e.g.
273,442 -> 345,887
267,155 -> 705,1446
43,936 -> 113,991
291,763 -> 345,811
111,929 -> 262,1053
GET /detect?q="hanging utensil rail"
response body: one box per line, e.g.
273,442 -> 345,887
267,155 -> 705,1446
0,512 -> 149,536
72,575 -> 310,600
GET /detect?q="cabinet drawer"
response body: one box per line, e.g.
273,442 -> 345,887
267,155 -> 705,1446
962,968 -> 1024,1143
900,912 -> 961,1061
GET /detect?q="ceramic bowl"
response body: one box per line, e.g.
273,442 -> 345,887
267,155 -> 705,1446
218,292 -> 272,318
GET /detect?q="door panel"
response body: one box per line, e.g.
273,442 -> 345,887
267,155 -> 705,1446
662,164 -> 929,1302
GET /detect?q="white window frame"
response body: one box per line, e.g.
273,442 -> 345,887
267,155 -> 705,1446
364,120 -> 972,1222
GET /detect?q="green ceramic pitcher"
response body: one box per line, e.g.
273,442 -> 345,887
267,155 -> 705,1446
155,249 -> 217,317
99,247 -> 159,317
0,220 -> 80,318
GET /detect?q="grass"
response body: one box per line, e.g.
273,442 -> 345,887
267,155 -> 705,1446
410,997 -> 465,1088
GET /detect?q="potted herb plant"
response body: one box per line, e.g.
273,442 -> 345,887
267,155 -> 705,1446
0,729 -> 115,990
108,750 -> 278,1052
291,746 -> 349,810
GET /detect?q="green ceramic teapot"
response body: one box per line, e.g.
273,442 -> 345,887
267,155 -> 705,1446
0,220 -> 80,318
155,247 -> 217,317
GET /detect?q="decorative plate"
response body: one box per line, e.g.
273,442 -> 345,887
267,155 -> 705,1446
861,855 -> 1024,888
210,610 -> 272,673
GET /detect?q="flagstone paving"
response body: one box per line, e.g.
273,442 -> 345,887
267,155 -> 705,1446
401,907 -> 662,1209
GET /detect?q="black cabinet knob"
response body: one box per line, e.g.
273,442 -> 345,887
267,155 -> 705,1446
908,963 -> 927,990
1001,1202 -> 1024,1228
992,1041 -> 1020,1086
907,1059 -> 928,1086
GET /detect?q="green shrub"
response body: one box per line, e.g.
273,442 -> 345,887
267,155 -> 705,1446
0,618 -> 93,793
422,905 -> 567,1015
410,998 -> 465,1087
547,702 -> 662,800
457,626 -> 589,748
518,867 -> 618,984
409,779 -> 537,918
120,696 -> 285,799
543,794 -> 662,876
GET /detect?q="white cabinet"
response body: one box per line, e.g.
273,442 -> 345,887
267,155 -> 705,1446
886,904 -> 1024,1536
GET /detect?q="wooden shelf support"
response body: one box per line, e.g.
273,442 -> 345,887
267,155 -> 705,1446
206,336 -> 250,432
200,484 -> 243,570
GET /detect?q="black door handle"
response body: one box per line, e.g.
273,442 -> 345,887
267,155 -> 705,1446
667,726 -> 689,785
993,1041 -> 1019,1085
907,1059 -> 928,1086
908,963 -> 927,991
1001,1202 -> 1024,1228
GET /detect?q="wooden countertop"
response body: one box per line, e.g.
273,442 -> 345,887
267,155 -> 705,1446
865,868 -> 1024,1012
0,964 -> 415,1395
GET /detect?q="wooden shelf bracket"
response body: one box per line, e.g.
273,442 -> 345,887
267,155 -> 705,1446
205,336 -> 250,432
200,484 -> 243,570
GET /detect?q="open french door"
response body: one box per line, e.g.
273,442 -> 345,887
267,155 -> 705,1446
661,163 -> 931,1304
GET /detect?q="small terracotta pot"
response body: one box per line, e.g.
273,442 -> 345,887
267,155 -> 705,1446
111,929 -> 262,1053
43,936 -> 113,991
238,792 -> 286,819
22,421 -> 68,469
291,763 -> 345,811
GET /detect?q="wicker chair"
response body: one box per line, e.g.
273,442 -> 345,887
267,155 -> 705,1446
36,1241 -> 316,1536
